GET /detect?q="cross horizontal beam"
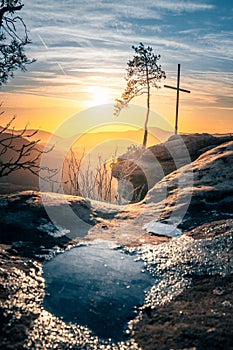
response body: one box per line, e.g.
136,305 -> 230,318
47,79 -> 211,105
164,64 -> 191,134
164,84 -> 190,94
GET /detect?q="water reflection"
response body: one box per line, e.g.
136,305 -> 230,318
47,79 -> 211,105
43,240 -> 154,341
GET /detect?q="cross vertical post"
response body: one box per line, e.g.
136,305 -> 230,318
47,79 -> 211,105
164,64 -> 190,135
175,63 -> 181,135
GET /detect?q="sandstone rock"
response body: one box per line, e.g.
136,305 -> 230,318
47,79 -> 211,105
111,133 -> 233,202
143,140 -> 233,230
1,138 -> 233,248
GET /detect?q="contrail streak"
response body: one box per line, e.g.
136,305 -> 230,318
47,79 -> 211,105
37,34 -> 66,75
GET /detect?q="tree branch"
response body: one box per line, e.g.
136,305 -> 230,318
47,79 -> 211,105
0,4 -> 24,25
0,115 -> 56,180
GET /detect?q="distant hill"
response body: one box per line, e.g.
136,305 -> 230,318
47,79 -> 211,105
0,127 -> 63,145
0,131 -> 42,188
0,126 -> 172,190
0,125 -> 172,146
71,127 -> 172,148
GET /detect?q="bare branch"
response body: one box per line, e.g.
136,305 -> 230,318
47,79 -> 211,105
0,115 -> 56,180
63,149 -> 117,202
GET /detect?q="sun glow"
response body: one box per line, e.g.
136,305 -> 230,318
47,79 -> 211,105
84,86 -> 111,107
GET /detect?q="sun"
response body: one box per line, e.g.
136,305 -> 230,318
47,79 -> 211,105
84,86 -> 111,107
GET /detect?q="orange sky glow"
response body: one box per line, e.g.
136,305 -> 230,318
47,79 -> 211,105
2,82 -> 232,137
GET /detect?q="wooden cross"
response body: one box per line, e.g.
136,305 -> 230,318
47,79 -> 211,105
164,64 -> 191,134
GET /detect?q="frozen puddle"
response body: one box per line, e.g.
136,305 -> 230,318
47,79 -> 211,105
43,240 -> 154,341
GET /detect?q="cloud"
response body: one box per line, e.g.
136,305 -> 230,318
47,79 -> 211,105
3,0 -> 231,117
215,96 -> 233,108
151,1 -> 215,12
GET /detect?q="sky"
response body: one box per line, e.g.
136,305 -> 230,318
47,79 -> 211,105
1,0 -> 233,135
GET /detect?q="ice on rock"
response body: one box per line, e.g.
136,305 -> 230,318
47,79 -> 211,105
143,221 -> 182,238
37,222 -> 70,238
0,198 -> 8,207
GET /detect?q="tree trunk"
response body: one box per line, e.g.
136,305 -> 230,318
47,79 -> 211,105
143,68 -> 150,148
143,114 -> 149,148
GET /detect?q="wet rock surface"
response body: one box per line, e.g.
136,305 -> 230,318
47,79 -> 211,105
131,221 -> 233,350
0,218 -> 232,349
0,245 -> 141,350
134,274 -> 233,350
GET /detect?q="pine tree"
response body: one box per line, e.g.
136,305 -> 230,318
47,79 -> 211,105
115,43 -> 166,148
